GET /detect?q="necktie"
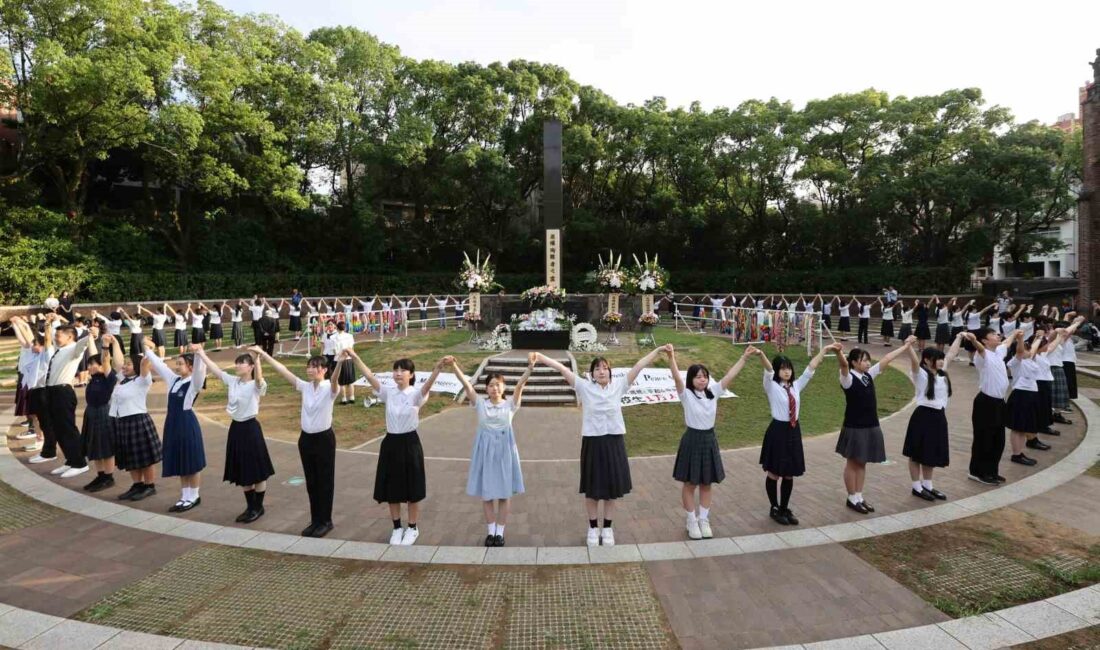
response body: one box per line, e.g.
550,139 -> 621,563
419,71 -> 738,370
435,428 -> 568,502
45,351 -> 56,386
785,385 -> 797,427
861,374 -> 869,387
120,375 -> 135,385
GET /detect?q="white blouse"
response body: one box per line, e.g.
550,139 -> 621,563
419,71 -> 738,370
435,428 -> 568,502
1008,357 -> 1039,392
950,311 -> 964,328
680,379 -> 722,430
974,343 -> 1011,400
209,312 -> 221,325
210,368 -> 266,421
911,368 -> 950,410
1035,353 -> 1054,380
104,318 -> 122,336
109,373 -> 153,417
174,315 -> 186,329
296,378 -> 338,434
881,306 -> 894,321
190,314 -> 204,328
839,304 -> 850,318
936,308 -> 950,324
764,368 -> 814,422
145,349 -> 205,411
1062,338 -> 1077,364
126,319 -> 142,333
966,312 -> 981,329
901,309 -> 914,324
231,309 -> 244,323
377,385 -> 425,434
322,332 -> 337,355
333,331 -> 355,354
575,376 -> 629,437
859,303 -> 871,318
152,314 -> 168,330
473,396 -> 517,431
249,305 -> 265,320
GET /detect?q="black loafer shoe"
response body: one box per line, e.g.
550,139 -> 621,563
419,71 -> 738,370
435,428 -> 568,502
927,488 -> 947,500
169,501 -> 184,513
1011,454 -> 1038,466
1026,439 -> 1052,451
994,475 -> 1006,483
770,506 -> 791,525
311,522 -> 333,538
863,501 -> 875,513
484,534 -> 495,547
1052,414 -> 1072,425
116,484 -> 142,501
493,534 -> 505,547
236,509 -> 252,523
301,523 -> 319,537
846,500 -> 870,514
130,485 -> 156,501
241,506 -> 264,524
912,488 -> 935,501
781,508 -> 799,526
1039,427 -> 1061,436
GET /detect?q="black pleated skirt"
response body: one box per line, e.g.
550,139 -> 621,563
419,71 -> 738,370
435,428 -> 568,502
191,327 -> 207,343
111,414 -> 162,470
210,323 -> 224,340
823,315 -> 832,329
338,360 -> 357,386
129,333 -> 144,358
15,381 -> 30,417
759,419 -> 805,477
223,418 -> 275,486
151,328 -> 166,347
1006,389 -> 1039,433
835,425 -> 886,463
897,324 -> 912,341
672,427 -> 725,485
838,316 -> 851,332
902,405 -> 950,467
915,322 -> 932,340
579,434 -> 632,500
374,431 -> 426,503
82,403 -> 113,461
1065,362 -> 1078,400
174,328 -> 188,347
1036,379 -> 1053,428
880,320 -> 895,338
935,323 -> 951,344
289,315 -> 302,332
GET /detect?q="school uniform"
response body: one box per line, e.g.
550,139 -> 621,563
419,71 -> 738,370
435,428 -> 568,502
1034,354 -> 1055,430
822,302 -> 833,330
856,302 -> 871,343
25,349 -> 52,454
296,378 -> 339,527
963,311 -> 982,352
1047,345 -> 1070,411
1001,319 -> 1018,340
151,313 -> 168,348
897,309 -> 914,341
102,317 -> 125,355
760,368 -> 815,477
880,304 -> 895,339
575,377 -> 633,500
145,350 -> 207,477
837,303 -> 851,333
903,369 -> 951,468
109,373 -> 162,471
373,385 -> 428,503
322,331 -> 337,376
836,364 -> 886,463
15,348 -> 35,417
212,369 -> 274,486
1062,338 -> 1078,400
971,342 -> 1011,480
1006,356 -> 1041,434
934,307 -> 951,345
289,305 -> 302,334
466,397 -> 525,500
949,310 -> 965,342
914,305 -> 931,341
231,309 -> 244,347
190,313 -> 207,344
333,332 -> 357,386
125,319 -> 144,368
672,379 -> 725,485
988,315 -> 1002,336
82,370 -> 117,461
208,311 -> 224,342
249,304 -> 265,345
173,315 -> 188,348
44,338 -> 92,469
75,326 -> 89,375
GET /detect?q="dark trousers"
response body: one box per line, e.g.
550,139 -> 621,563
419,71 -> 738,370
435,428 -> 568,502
251,323 -> 262,345
857,318 -> 870,343
298,429 -> 336,525
44,385 -> 87,468
1065,362 -> 1078,400
260,335 -> 276,357
29,388 -> 56,457
970,393 -> 1005,479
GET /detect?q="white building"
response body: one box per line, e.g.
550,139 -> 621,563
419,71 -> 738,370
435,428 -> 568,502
992,218 -> 1077,279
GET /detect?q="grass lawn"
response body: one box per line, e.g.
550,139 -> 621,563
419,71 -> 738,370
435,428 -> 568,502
195,328 -> 913,454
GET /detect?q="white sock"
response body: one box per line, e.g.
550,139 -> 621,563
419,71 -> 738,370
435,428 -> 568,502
698,506 -> 710,521
685,510 -> 696,524
921,479 -> 933,491
193,487 -> 200,498
912,481 -> 923,492
488,523 -> 496,536
856,492 -> 864,503
847,494 -> 860,505
496,524 -> 505,536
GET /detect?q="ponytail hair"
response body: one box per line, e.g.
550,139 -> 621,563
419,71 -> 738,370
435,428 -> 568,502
919,348 -> 951,400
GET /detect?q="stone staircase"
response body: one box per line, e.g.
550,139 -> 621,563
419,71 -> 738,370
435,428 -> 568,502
465,350 -> 577,406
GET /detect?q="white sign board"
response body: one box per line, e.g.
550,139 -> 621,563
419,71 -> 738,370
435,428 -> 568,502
585,367 -> 736,408
354,371 -> 463,395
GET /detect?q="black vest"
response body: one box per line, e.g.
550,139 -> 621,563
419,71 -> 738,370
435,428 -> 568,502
843,372 -> 879,428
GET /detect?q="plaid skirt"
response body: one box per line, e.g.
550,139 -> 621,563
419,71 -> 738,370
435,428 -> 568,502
82,403 -> 114,461
1051,366 -> 1070,410
673,427 -> 725,485
111,414 -> 162,470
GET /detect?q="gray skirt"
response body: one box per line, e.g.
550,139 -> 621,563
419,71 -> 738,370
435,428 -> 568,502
835,425 -> 886,463
672,427 -> 725,485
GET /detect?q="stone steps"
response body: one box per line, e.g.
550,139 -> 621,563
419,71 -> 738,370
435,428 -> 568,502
468,351 -> 577,406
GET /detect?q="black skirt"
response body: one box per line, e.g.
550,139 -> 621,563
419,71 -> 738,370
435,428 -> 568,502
191,327 -> 207,344
1065,361 -> 1078,400
15,381 -> 30,417
838,316 -> 851,332
915,323 -> 932,340
210,323 -> 224,340
27,387 -> 45,417
82,403 -> 113,461
111,414 -> 162,470
902,405 -> 950,467
374,431 -> 426,503
935,323 -> 951,344
1036,379 -> 1053,428
338,360 -> 357,387
880,320 -> 895,338
950,326 -> 964,342
579,434 -> 632,500
129,333 -> 144,357
835,425 -> 887,463
1006,389 -> 1039,433
223,418 -> 275,486
174,328 -> 188,347
759,419 -> 805,477
289,315 -> 302,332
823,315 -> 832,329
151,328 -> 166,347
672,427 -> 725,485
897,324 -> 913,341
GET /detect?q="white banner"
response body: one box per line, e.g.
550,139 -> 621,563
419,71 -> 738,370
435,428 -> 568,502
600,367 -> 736,408
354,371 -> 463,395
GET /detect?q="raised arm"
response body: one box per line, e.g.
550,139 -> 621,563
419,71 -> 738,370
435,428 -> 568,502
247,347 -> 264,386
450,358 -> 478,403
141,339 -> 179,383
10,316 -> 31,347
809,342 -> 840,371
164,303 -> 178,318
834,344 -> 850,377
667,346 -> 685,394
193,346 -> 231,384
419,356 -> 447,398
718,346 -> 753,391
345,349 -> 382,392
879,337 -> 915,367
512,356 -> 534,407
944,331 -> 965,365
253,348 -> 300,386
104,335 -> 124,373
533,352 -> 575,387
328,357 -> 345,396
906,336 -> 921,372
627,344 -> 670,386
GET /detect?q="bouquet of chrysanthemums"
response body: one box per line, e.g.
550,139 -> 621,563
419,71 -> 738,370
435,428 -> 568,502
455,250 -> 500,293
627,253 -> 668,294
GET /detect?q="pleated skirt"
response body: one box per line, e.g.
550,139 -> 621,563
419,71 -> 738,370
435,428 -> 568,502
374,431 -> 426,503
466,425 -> 525,500
902,405 -> 950,467
151,328 -> 167,347
209,323 -> 224,340
162,408 -> 207,477
191,327 -> 207,344
1051,366 -> 1069,410
223,418 -> 275,486
289,315 -> 303,332
1006,389 -> 1039,433
835,425 -> 886,463
673,427 -> 726,485
837,316 -> 851,332
759,419 -> 805,477
174,329 -> 188,347
880,320 -> 895,338
896,323 -> 912,341
1065,361 -> 1078,400
111,414 -> 162,470
81,403 -> 113,461
1036,379 -> 1053,428
915,322 -> 932,340
338,361 -> 357,387
579,434 -> 632,500
935,323 -> 951,344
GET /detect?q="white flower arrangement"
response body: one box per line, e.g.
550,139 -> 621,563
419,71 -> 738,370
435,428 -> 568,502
456,250 -> 500,293
588,250 -> 626,291
479,324 -> 512,351
520,285 -> 567,309
627,253 -> 668,295
571,338 -> 608,352
510,308 -> 575,332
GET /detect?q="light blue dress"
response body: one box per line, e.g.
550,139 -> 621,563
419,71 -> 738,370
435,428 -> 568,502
466,397 -> 525,500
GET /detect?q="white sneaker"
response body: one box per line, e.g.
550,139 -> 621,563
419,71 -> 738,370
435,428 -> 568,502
686,518 -> 702,540
401,527 -> 420,546
16,431 -> 36,440
586,527 -> 600,547
699,519 -> 713,539
601,527 -> 615,547
28,455 -> 57,464
50,464 -> 71,476
21,442 -> 40,452
389,528 -> 404,545
60,466 -> 89,479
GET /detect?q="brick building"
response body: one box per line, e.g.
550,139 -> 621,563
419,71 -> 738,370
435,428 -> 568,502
1080,50 -> 1100,308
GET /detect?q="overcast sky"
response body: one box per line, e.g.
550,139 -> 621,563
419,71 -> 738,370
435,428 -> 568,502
218,0 -> 1099,124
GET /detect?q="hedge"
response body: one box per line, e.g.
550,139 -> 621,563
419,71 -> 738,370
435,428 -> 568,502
1,267 -> 970,305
